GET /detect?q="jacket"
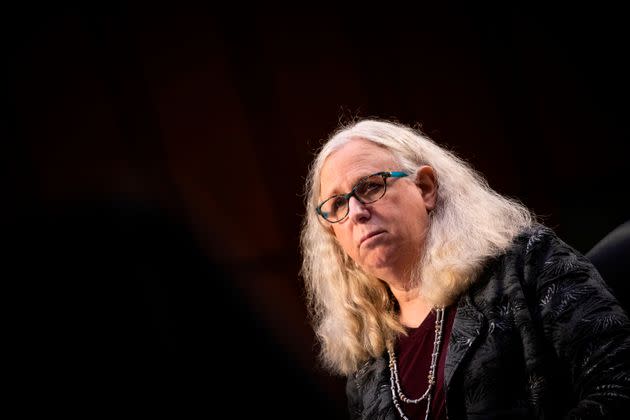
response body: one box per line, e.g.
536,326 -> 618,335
346,224 -> 630,419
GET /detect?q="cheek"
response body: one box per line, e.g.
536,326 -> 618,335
333,227 -> 356,257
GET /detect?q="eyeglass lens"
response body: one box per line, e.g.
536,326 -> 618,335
320,174 -> 386,222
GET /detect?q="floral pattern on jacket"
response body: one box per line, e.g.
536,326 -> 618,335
346,224 -> 630,419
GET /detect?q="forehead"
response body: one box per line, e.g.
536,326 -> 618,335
319,139 -> 398,197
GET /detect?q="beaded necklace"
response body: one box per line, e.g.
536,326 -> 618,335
388,306 -> 446,420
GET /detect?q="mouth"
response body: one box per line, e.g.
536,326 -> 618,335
360,230 -> 386,246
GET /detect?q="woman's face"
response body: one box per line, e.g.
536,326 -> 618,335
319,139 -> 436,284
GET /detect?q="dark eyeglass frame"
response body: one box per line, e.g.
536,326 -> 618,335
316,171 -> 408,223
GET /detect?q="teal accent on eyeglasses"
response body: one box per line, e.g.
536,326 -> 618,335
316,171 -> 408,223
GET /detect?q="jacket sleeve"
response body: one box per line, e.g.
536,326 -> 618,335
527,228 -> 630,419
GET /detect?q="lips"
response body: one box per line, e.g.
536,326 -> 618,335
360,230 -> 386,246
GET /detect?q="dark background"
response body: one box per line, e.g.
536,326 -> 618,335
5,3 -> 629,418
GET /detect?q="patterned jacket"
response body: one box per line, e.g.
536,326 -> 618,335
346,224 -> 630,419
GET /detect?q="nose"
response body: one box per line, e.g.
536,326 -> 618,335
348,196 -> 370,223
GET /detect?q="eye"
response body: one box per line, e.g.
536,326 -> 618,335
330,196 -> 347,213
364,182 -> 381,192
356,177 -> 384,198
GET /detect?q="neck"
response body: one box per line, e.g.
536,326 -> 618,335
390,286 -> 433,328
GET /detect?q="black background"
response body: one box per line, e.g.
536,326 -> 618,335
5,3 -> 629,418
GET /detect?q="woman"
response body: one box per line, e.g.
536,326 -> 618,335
300,118 -> 630,419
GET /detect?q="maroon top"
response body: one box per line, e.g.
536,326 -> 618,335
396,306 -> 456,419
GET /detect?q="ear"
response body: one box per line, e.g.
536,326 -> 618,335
414,166 -> 437,211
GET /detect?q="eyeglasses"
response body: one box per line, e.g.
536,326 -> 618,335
316,171 -> 408,223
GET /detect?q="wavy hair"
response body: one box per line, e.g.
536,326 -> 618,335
300,118 -> 535,375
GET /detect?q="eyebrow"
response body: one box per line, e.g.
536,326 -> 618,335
321,172 -> 370,200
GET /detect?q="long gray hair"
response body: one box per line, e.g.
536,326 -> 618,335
300,119 -> 535,375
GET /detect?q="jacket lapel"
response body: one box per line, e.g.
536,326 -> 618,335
444,294 -> 486,387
